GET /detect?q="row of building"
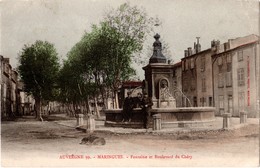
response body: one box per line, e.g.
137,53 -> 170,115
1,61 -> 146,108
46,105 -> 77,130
0,56 -> 35,119
1,34 -> 259,118
171,34 -> 259,118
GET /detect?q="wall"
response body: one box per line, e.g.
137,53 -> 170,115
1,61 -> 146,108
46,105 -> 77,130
172,63 -> 182,107
0,56 -> 28,118
2,58 -> 12,117
181,57 -> 197,107
257,41 -> 260,117
229,34 -> 258,49
0,56 -> 3,115
232,43 -> 258,117
196,51 -> 214,107
213,52 -> 234,116
213,41 -> 259,117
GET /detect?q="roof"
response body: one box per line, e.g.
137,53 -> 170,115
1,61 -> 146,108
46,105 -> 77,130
173,61 -> 182,67
212,40 -> 259,58
181,49 -> 211,60
122,81 -> 143,88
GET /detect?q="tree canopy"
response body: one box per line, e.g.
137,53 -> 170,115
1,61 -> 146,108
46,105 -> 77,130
18,40 -> 60,119
58,3 -> 156,110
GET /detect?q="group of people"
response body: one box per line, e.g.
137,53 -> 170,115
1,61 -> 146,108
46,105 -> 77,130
121,91 -> 153,129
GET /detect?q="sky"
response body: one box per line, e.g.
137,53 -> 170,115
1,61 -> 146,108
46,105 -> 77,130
1,0 -> 259,79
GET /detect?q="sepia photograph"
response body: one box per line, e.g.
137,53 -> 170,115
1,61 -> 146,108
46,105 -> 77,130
1,0 -> 259,167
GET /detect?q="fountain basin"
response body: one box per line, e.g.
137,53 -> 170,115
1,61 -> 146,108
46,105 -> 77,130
104,107 -> 216,128
151,107 -> 215,121
151,107 -> 216,128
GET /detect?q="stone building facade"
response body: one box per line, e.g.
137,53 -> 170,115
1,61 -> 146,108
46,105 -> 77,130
1,56 -> 13,118
181,34 -> 259,117
172,62 -> 182,107
181,38 -> 214,107
212,35 -> 259,117
11,70 -> 18,115
196,50 -> 214,107
0,55 -> 35,119
0,56 -> 2,115
18,81 -> 35,115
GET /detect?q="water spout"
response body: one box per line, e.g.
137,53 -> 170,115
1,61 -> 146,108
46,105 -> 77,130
172,86 -> 192,107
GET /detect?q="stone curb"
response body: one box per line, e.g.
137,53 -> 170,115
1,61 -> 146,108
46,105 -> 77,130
54,122 -> 250,135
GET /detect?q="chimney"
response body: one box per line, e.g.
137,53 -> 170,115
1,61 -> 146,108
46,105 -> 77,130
224,42 -> 230,51
184,50 -> 188,57
228,39 -> 233,49
188,47 -> 192,56
196,37 -> 201,53
211,40 -> 220,53
211,40 -> 216,48
3,58 -> 10,64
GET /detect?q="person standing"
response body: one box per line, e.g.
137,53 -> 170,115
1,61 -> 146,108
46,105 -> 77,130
122,91 -> 134,122
141,92 -> 153,129
133,92 -> 143,108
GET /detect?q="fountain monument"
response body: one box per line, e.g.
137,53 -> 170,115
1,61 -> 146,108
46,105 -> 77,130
104,34 -> 215,129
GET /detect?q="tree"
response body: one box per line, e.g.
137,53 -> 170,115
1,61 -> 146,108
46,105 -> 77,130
58,2 -> 156,114
18,40 -> 60,120
102,3 -> 155,108
57,30 -> 101,116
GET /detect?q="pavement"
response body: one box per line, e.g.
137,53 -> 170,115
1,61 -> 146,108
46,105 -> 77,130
52,114 -> 259,134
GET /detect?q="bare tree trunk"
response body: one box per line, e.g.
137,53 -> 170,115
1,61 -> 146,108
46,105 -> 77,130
47,102 -> 50,115
100,88 -> 108,109
73,102 -> 77,117
65,104 -> 68,115
114,90 -> 119,109
80,101 -> 84,114
103,97 -> 108,109
69,103 -> 74,116
35,97 -> 43,121
86,96 -> 91,114
65,103 -> 70,116
94,96 -> 100,118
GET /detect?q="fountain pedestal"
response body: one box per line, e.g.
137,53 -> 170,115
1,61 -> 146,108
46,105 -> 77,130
143,63 -> 176,109
222,113 -> 231,129
153,114 -> 162,130
86,114 -> 95,133
76,114 -> 84,126
240,111 -> 247,124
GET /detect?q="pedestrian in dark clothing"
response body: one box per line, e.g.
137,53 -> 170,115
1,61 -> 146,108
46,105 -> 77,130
132,92 -> 143,108
122,92 -> 134,122
141,92 -> 153,129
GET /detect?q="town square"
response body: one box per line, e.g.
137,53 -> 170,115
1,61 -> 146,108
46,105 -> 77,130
1,0 -> 259,167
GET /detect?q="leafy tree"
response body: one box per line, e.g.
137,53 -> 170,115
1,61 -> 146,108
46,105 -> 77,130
58,2 -> 156,114
18,40 -> 60,120
89,22 -> 137,109
57,31 -> 100,116
102,3 -> 155,108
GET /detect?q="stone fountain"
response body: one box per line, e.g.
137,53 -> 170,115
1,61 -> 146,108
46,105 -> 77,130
104,34 -> 215,129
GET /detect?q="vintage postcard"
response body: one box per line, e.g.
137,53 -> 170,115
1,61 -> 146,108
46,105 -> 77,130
1,0 -> 259,167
